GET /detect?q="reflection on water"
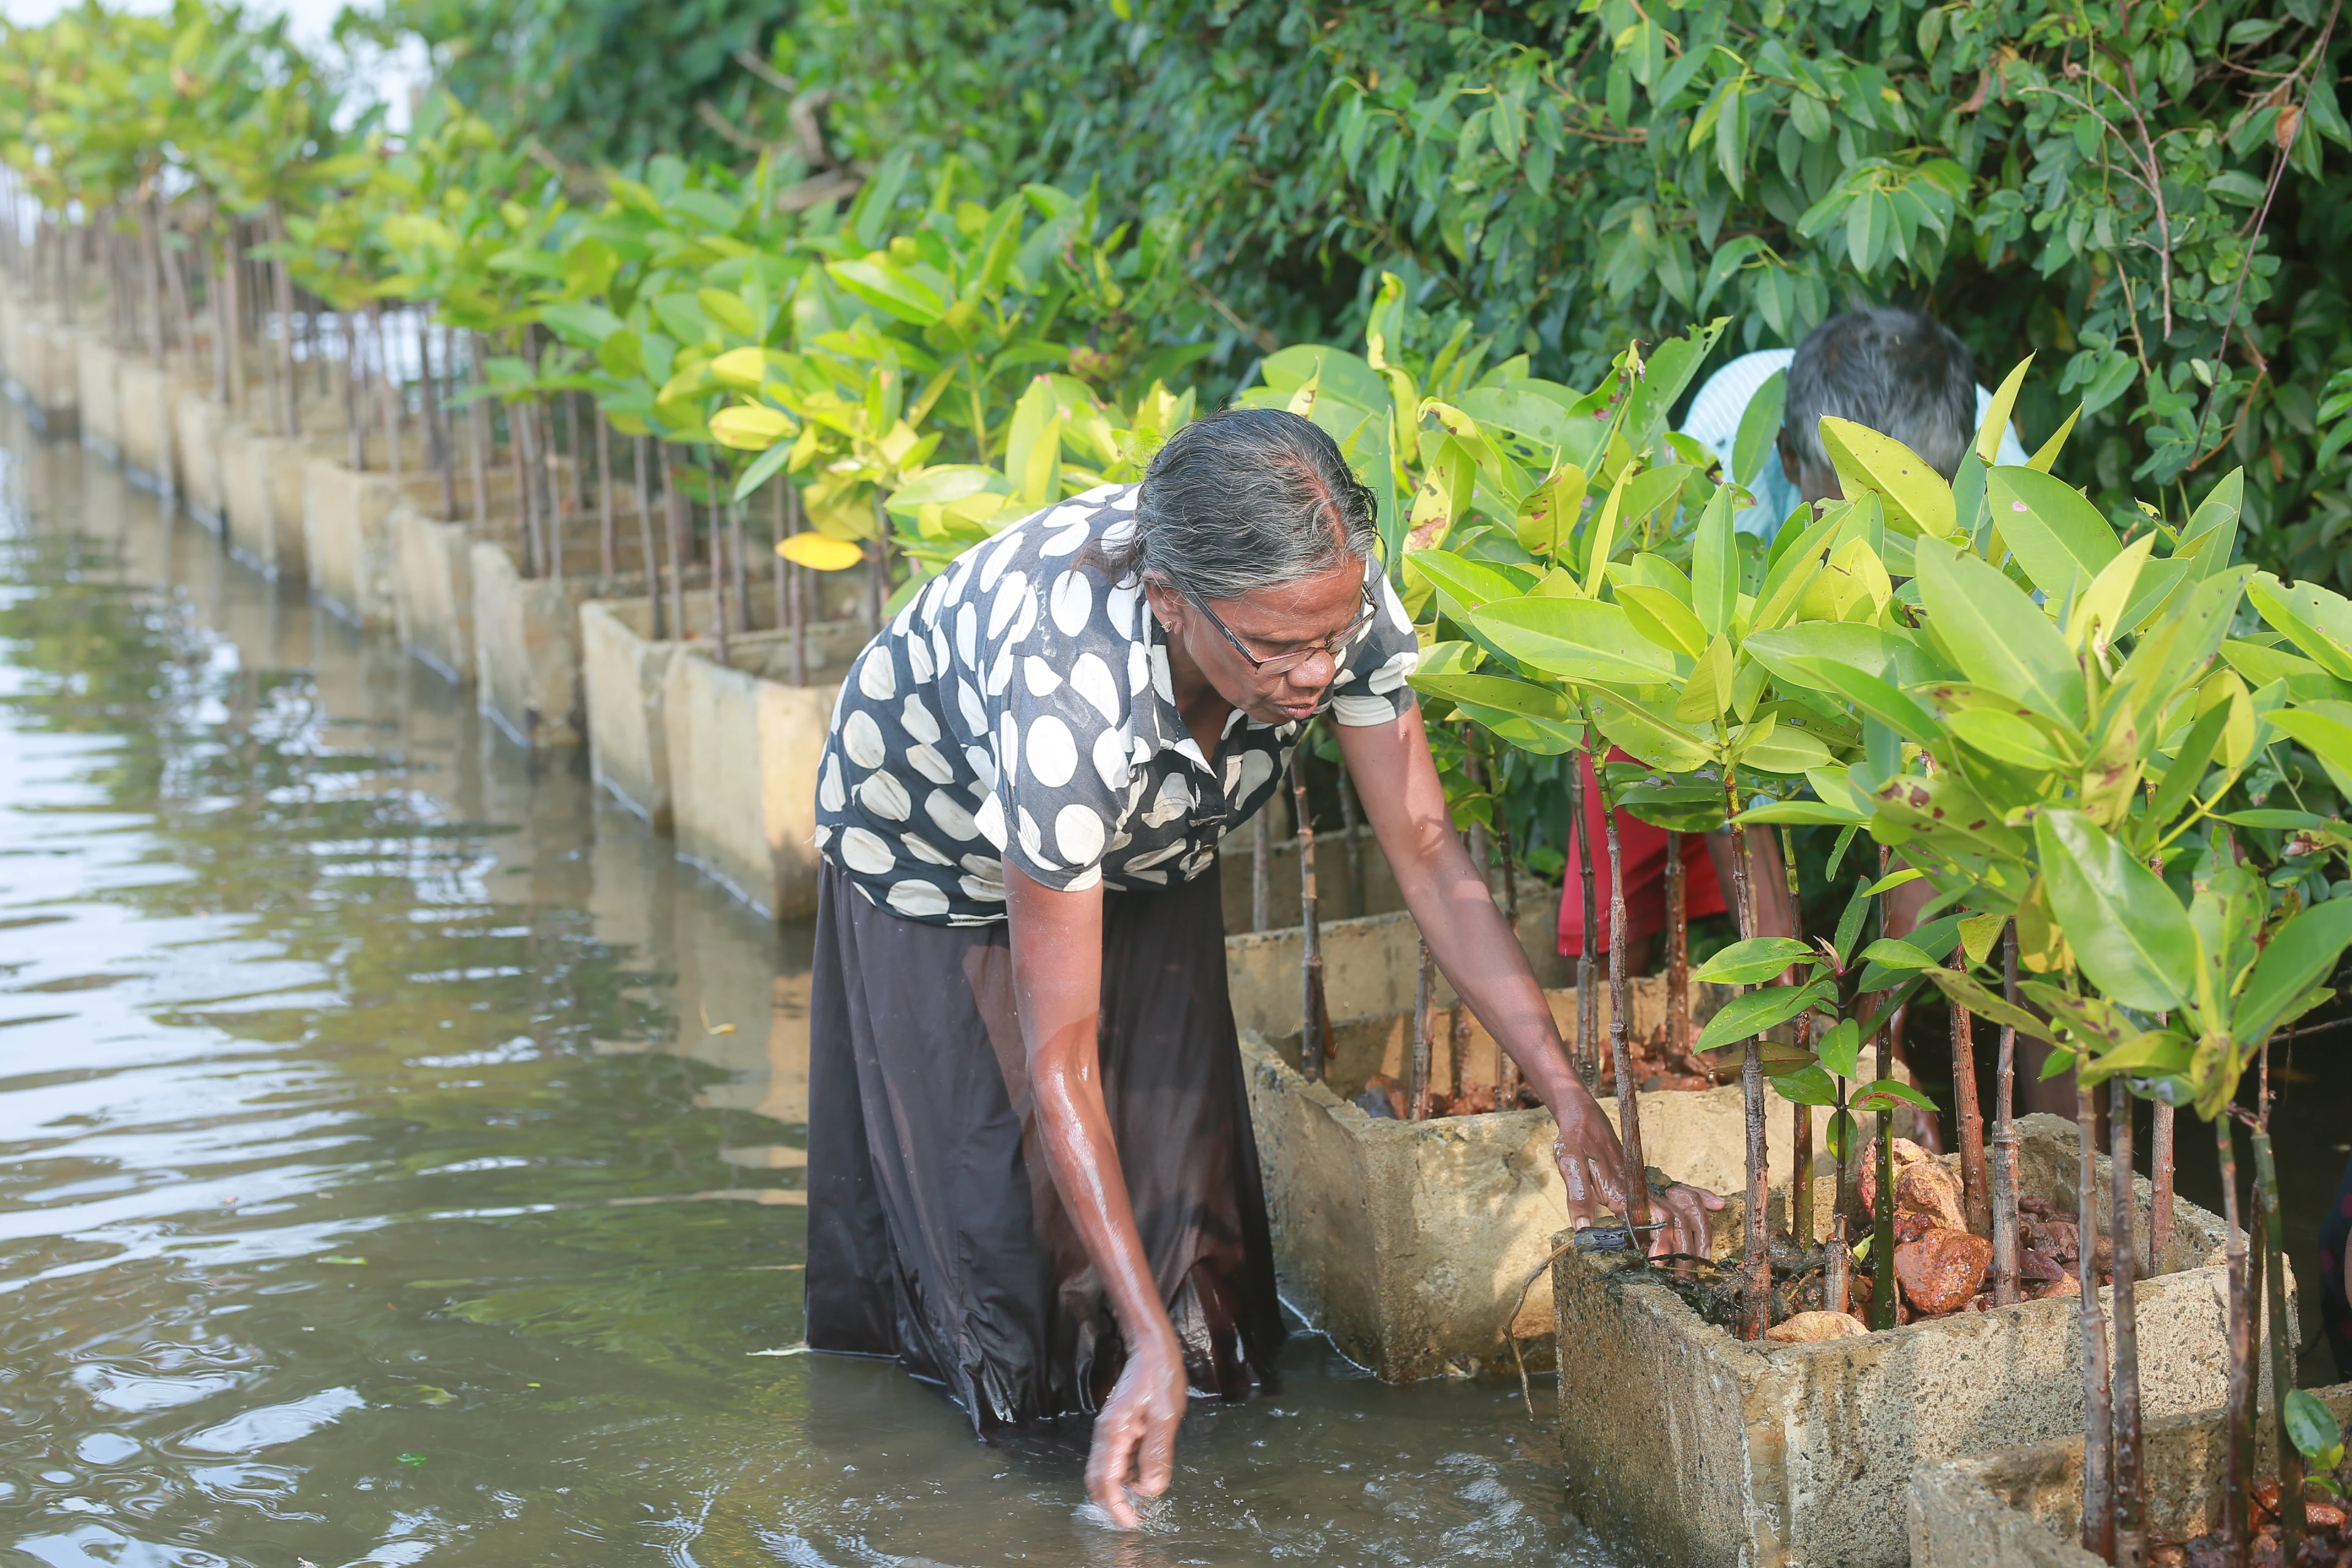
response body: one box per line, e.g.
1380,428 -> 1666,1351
0,409 -> 1615,1567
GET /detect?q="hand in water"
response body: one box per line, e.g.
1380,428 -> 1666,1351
1552,1110 -> 1725,1260
1086,1328 -> 1186,1529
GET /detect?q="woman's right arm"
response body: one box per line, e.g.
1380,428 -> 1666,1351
1005,863 -> 1186,1529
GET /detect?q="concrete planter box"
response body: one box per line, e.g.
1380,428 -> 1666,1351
173,391 -> 225,529
392,505 -> 500,682
580,597 -> 863,831
8,315 -> 82,435
1218,827 -> 1406,926
74,333 -> 120,460
663,642 -> 839,919
1224,903 -> 1571,1041
1909,1384 -> 2348,1568
1240,998 -> 1828,1383
1553,1115 -> 2263,1568
115,359 -> 178,495
221,425 -> 291,578
301,453 -> 403,630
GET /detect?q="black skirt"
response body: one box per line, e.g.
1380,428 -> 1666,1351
802,859 -> 1284,1436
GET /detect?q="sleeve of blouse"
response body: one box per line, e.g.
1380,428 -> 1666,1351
1326,573 -> 1423,728
981,572 -> 1144,895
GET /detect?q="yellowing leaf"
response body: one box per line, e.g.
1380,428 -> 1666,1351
1978,356 -> 2031,468
2065,532 -> 2154,652
776,533 -> 867,571
2029,405 -> 2081,473
708,404 -> 795,451
710,346 -> 769,391
1818,416 -> 1956,538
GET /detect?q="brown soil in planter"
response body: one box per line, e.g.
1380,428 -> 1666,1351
1355,1011 -> 1730,1120
1643,1136 -> 2106,1334
2152,1474 -> 2352,1566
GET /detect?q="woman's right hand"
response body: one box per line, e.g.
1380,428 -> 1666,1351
1085,1324 -> 1188,1529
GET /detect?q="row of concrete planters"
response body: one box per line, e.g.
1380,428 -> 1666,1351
1552,1115 -> 2264,1568
579,598 -> 865,832
75,333 -> 121,460
1910,1384 -> 2350,1567
303,453 -> 405,629
173,391 -> 225,528
1238,1008 -> 1830,1382
0,295 -> 82,435
664,640 -> 839,919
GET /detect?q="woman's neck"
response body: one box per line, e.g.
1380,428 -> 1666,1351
1161,622 -> 1233,759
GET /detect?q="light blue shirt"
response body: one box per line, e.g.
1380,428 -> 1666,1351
1682,349 -> 2032,544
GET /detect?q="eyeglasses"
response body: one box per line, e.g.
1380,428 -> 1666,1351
1180,575 -> 1379,677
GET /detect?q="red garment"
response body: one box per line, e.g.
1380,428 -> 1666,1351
1556,749 -> 1727,956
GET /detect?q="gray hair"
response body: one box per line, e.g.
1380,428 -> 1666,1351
1096,406 -> 1378,600
1782,307 -> 1977,481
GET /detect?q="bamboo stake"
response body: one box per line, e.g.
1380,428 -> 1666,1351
597,412 -> 616,578
2109,1077 -> 2144,1567
1293,750 -> 1332,1082
2149,1105 -> 2175,1276
510,396 -> 538,578
663,449 -> 688,645
162,212 -> 195,365
635,434 -> 663,641
2255,1118 -> 2303,1564
769,478 -> 788,631
786,477 -> 807,684
1409,938 -> 1436,1120
704,453 -> 728,665
1602,766 -> 1653,1245
2217,1113 -> 2252,1565
138,199 -> 164,363
2080,1079 -> 2117,1562
729,494 -> 749,633
1954,949 -> 1991,1237
1251,809 -> 1272,933
1781,826 -> 1811,1248
1335,756 -> 1365,918
464,331 -> 491,526
1992,922 -> 2022,1306
269,210 -> 297,436
564,390 -> 586,520
1722,767 -> 1766,1338
1572,745 -> 1600,1091
1869,851 -> 1896,1332
377,308 -> 402,486
342,311 -> 364,470
1488,737 -> 1521,1109
1666,829 -> 1691,1062
421,320 -> 456,521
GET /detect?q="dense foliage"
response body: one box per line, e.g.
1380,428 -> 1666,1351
376,0 -> 2352,587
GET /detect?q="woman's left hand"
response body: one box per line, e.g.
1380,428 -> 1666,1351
1552,1107 -> 1725,1261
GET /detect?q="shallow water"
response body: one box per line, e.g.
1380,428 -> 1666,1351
0,412 -> 1613,1568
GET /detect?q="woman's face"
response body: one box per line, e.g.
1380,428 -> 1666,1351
1145,558 -> 1373,726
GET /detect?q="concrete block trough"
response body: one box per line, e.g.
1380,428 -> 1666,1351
74,332 -> 119,461
1910,1384 -> 2348,1568
580,596 -> 864,832
114,360 -> 179,496
664,638 -> 841,919
1551,1115 -> 2264,1568
173,390 -> 225,529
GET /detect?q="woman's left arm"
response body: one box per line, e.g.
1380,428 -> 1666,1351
1336,707 -> 1724,1258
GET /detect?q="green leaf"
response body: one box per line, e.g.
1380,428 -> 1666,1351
2248,575 -> 2352,683
2233,899 -> 2352,1046
2286,1390 -> 2346,1465
1913,536 -> 2084,725
1819,417 -> 1956,538
2034,809 -> 2195,1010
2076,1030 -> 2194,1087
1694,979 -> 1835,1053
1918,965 -> 2057,1043
1815,1017 -> 1861,1078
1616,584 -> 1711,658
1732,369 -> 1786,490
1408,671 -> 1574,721
1785,657 -> 1945,745
1691,485 -> 1738,638
1859,938 -> 1936,970
1471,599 -> 1678,686
1410,550 -> 1526,615
826,257 -> 948,325
1986,467 -> 2122,599
1853,1077 -> 1936,1113
1773,1063 -> 1841,1106
1978,358 -> 2031,467
1692,938 -> 1819,986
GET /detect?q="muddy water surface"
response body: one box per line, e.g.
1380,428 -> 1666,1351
0,412 -> 1613,1567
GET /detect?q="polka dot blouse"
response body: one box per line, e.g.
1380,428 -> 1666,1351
813,482 -> 1422,925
